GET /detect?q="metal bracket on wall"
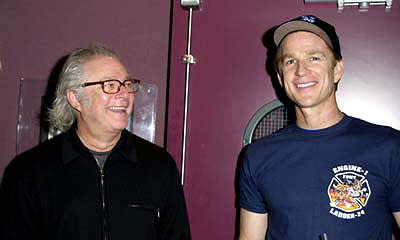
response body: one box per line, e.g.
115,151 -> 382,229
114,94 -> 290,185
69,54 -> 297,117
180,0 -> 201,186
304,0 -> 392,12
338,0 -> 392,12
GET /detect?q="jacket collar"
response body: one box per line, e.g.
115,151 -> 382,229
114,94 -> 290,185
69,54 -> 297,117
61,126 -> 138,165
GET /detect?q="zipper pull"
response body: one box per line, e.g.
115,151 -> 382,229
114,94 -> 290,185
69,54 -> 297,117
157,208 -> 160,218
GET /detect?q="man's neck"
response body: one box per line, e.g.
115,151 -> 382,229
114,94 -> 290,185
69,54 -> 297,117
295,104 -> 344,130
75,126 -> 121,152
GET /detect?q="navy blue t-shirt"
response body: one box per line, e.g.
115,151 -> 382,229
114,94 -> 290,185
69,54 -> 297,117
240,115 -> 400,239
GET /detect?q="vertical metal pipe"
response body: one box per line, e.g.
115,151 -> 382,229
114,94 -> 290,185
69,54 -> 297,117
181,7 -> 194,185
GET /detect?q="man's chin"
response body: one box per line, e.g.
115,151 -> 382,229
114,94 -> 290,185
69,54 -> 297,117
109,121 -> 129,131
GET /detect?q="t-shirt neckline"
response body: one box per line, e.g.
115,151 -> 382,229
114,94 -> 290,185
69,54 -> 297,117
289,114 -> 352,138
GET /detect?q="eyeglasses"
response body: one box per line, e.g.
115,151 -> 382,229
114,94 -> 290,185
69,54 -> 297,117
81,79 -> 141,94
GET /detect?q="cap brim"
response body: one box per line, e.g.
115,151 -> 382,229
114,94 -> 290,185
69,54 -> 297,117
274,21 -> 333,49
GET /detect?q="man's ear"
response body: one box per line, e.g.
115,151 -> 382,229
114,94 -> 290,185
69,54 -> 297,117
66,89 -> 82,112
277,72 -> 283,87
333,60 -> 344,84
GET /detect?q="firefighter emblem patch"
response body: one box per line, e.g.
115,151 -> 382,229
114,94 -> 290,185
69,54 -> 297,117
328,165 -> 371,219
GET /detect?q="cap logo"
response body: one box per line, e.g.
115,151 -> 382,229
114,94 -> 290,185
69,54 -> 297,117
301,15 -> 316,23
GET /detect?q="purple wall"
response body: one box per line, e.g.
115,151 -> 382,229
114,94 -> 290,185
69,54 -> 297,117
0,0 -> 171,177
1,0 -> 400,239
168,1 -> 400,239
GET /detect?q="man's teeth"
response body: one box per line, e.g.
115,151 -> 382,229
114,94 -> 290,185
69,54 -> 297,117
297,82 -> 315,88
109,106 -> 127,110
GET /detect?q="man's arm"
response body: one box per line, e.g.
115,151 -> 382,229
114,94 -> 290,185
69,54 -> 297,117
0,155 -> 39,239
159,155 -> 191,240
239,208 -> 268,240
393,212 -> 400,228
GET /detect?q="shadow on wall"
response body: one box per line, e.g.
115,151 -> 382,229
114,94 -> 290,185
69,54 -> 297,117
15,55 -> 68,156
39,55 -> 69,143
262,26 -> 296,120
262,26 -> 292,107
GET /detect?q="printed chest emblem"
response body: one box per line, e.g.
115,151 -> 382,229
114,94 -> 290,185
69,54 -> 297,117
327,165 -> 371,219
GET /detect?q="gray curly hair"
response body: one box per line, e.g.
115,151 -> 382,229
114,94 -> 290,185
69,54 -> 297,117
48,43 -> 119,132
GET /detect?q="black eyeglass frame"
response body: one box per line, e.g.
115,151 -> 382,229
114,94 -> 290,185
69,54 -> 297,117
81,79 -> 141,94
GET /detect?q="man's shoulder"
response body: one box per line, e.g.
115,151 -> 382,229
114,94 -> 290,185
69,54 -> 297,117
242,125 -> 297,168
123,131 -> 175,166
128,132 -> 164,150
2,133 -> 65,184
14,133 -> 65,164
247,124 -> 295,151
347,115 -> 400,139
124,131 -> 168,154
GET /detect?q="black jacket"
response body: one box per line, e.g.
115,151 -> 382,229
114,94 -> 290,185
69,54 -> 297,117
0,129 -> 191,240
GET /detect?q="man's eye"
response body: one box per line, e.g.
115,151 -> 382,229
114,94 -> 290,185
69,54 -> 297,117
104,82 -> 117,88
124,81 -> 133,87
310,56 -> 320,62
285,59 -> 296,65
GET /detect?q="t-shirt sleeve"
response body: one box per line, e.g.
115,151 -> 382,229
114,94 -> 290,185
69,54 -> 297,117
239,149 -> 267,213
389,142 -> 400,212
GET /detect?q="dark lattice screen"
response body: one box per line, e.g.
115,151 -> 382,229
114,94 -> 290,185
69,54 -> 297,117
252,105 -> 290,141
243,100 -> 293,146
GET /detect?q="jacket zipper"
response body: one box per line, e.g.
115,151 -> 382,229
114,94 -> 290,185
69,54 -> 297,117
97,162 -> 109,240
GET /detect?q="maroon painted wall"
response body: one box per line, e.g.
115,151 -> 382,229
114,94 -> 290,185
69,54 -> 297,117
1,0 -> 400,239
168,1 -> 400,239
0,0 -> 171,177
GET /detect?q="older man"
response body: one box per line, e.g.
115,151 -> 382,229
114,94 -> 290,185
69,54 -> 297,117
239,15 -> 400,240
0,44 -> 191,240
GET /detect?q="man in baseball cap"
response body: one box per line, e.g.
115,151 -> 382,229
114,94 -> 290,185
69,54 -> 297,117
239,15 -> 400,240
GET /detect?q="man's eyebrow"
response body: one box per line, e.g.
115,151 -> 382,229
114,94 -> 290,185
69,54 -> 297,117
101,75 -> 132,81
306,50 -> 327,58
281,53 -> 294,60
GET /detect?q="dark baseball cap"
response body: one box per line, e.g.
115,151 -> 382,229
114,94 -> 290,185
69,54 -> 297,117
273,15 -> 342,59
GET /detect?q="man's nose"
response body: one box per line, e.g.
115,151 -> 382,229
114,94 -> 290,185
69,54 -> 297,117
295,61 -> 310,76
